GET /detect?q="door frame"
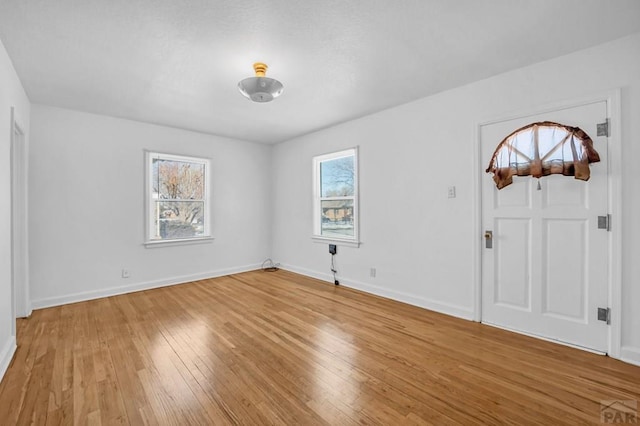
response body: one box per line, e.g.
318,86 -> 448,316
10,106 -> 30,328
472,90 -> 622,358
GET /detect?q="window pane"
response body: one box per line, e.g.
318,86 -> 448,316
153,201 -> 205,239
321,156 -> 354,197
154,159 -> 205,200
321,199 -> 354,237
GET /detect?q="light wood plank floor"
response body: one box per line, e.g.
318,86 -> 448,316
1,270 -> 638,425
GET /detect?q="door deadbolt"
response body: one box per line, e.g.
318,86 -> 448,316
484,230 -> 493,249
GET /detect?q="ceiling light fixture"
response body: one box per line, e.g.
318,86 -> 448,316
238,62 -> 284,103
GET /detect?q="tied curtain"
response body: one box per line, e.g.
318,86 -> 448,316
486,121 -> 600,189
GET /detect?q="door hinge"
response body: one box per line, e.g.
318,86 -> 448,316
597,214 -> 611,231
597,119 -> 610,137
598,307 -> 611,325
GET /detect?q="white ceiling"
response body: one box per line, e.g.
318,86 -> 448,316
1,1 -> 639,144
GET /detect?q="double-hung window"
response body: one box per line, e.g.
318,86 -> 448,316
145,152 -> 211,245
313,148 -> 359,246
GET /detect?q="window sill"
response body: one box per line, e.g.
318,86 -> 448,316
144,236 -> 214,248
312,236 -> 361,248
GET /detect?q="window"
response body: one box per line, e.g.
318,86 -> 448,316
145,152 -> 211,245
486,121 -> 600,189
313,148 -> 359,245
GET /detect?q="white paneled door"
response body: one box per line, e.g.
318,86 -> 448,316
481,101 -> 610,353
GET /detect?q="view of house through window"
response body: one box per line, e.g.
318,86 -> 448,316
146,152 -> 210,242
313,148 -> 358,241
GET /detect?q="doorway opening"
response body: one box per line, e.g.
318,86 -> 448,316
10,107 -> 29,341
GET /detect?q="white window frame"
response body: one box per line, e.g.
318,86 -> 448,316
144,151 -> 213,247
312,147 -> 360,247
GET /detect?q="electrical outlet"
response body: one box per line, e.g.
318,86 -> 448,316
447,186 -> 456,198
121,269 -> 130,278
370,268 -> 376,278
329,244 -> 337,254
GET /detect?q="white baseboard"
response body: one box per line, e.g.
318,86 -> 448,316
484,321 -> 607,355
280,264 -> 474,321
621,346 -> 640,367
0,336 -> 17,384
31,263 -> 262,310
19,303 -> 33,319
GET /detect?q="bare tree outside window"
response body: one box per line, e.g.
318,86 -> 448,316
321,156 -> 354,197
147,153 -> 210,242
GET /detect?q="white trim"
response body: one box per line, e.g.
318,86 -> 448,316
475,91 -> 618,126
280,263 -> 474,320
0,336 -> 17,383
620,346 -> 640,367
484,321 -> 607,356
473,89 -> 623,359
311,236 -> 361,248
144,236 -> 214,248
31,263 -> 262,310
10,106 -> 30,322
606,89 -> 622,359
9,106 -> 16,337
472,111 -> 483,322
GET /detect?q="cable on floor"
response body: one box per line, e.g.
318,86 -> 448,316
262,258 -> 280,272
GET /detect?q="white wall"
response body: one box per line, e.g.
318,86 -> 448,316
0,39 -> 30,379
10,32 -> 640,375
29,105 -> 272,307
271,33 -> 640,364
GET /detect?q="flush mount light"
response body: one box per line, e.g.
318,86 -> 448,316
238,62 -> 284,103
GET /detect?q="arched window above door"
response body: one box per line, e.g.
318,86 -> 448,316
485,121 -> 600,189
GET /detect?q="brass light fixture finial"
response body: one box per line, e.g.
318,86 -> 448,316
253,62 -> 268,77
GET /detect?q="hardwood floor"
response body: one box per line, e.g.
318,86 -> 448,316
1,270 -> 638,425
